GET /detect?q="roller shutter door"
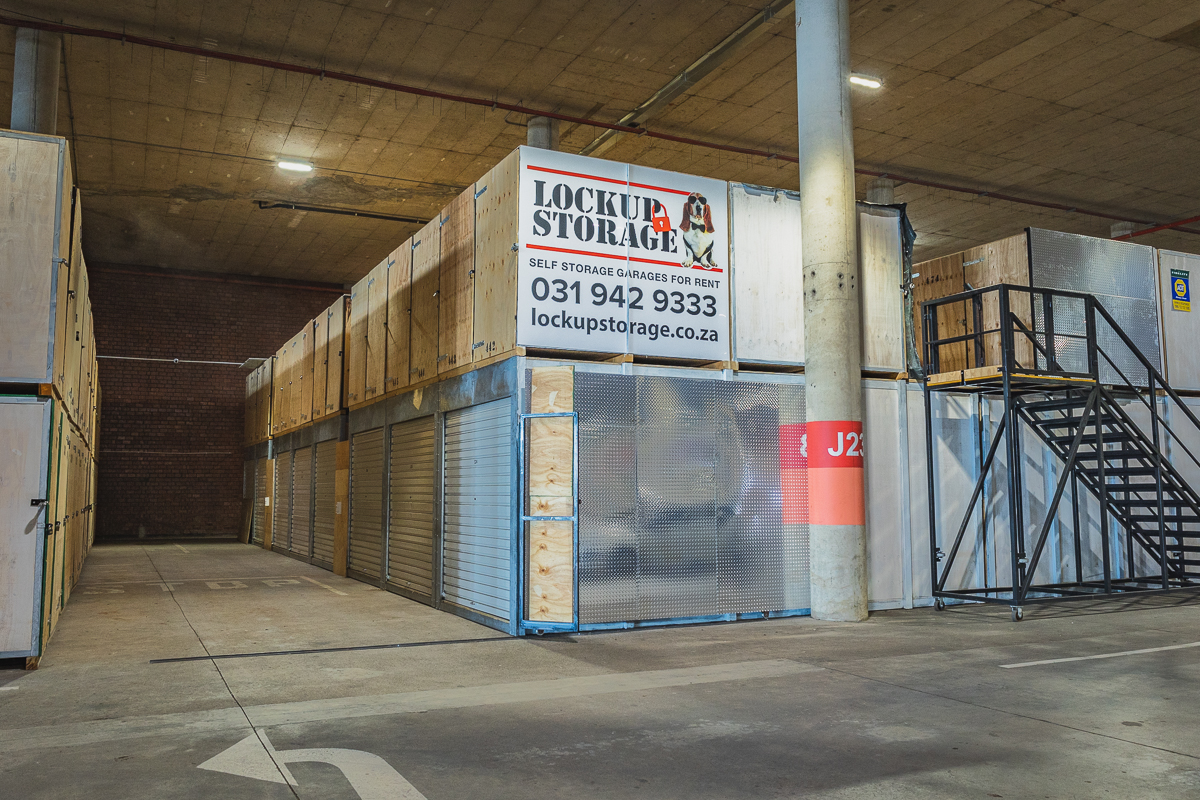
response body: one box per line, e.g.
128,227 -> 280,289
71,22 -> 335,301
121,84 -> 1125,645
443,399 -> 512,620
312,440 -> 337,568
273,450 -> 293,552
252,457 -> 268,545
290,446 -> 313,558
388,417 -> 436,599
349,428 -> 385,580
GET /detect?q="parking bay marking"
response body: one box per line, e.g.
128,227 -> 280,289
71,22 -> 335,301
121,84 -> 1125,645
1000,640 -> 1200,669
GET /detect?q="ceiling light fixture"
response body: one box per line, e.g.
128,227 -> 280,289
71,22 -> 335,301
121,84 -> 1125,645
276,159 -> 314,172
849,74 -> 882,89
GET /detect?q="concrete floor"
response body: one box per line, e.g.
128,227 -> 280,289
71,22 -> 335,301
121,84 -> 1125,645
3,543 -> 1200,799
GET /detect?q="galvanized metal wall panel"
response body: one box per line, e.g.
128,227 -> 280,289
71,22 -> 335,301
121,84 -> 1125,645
858,204 -> 905,371
864,384 -> 904,607
576,372 -> 809,625
312,440 -> 337,566
272,451 -> 292,552
388,416 -> 437,598
252,457 -> 267,544
349,428 -> 385,578
1159,250 -> 1200,392
290,446 -> 312,558
443,399 -> 512,620
730,184 -> 804,366
1029,228 -> 1160,385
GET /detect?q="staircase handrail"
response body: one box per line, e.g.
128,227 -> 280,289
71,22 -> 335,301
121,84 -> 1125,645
1090,296 -> 1200,451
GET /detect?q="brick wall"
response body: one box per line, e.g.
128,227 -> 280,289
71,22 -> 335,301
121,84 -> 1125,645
90,265 -> 341,540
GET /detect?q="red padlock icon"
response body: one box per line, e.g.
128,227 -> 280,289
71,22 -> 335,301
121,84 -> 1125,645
650,203 -> 672,233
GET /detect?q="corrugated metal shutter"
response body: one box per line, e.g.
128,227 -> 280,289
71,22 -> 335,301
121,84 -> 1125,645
312,440 -> 337,567
387,416 -> 436,598
252,457 -> 268,544
443,399 -> 512,620
290,446 -> 313,558
273,450 -> 293,552
349,428 -> 384,579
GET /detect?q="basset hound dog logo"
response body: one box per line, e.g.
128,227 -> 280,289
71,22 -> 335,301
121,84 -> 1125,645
679,192 -> 718,269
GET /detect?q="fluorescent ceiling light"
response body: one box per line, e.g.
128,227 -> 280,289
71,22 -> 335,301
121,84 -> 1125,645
850,74 -> 882,89
276,159 -> 314,172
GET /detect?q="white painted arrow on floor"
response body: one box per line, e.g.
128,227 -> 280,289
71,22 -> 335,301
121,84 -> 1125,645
198,731 -> 427,799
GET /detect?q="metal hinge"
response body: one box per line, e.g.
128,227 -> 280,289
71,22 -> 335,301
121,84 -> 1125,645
31,498 -> 48,507
510,242 -> 518,252
475,185 -> 488,199
472,341 -> 485,350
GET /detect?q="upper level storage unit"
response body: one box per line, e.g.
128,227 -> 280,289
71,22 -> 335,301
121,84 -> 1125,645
0,129 -> 98,439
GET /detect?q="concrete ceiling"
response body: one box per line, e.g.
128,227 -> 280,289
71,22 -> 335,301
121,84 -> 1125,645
3,0 -> 1200,283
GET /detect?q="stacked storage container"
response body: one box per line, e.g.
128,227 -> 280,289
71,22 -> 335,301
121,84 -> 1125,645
0,129 -> 101,666
245,145 -> 912,634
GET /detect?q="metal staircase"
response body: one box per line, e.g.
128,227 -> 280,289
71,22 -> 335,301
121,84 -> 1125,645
922,284 -> 1200,619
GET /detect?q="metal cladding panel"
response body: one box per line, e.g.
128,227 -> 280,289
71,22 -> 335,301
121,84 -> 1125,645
290,446 -> 313,558
312,440 -> 337,566
443,399 -> 512,621
252,457 -> 267,544
388,416 -> 437,598
1159,251 -> 1200,392
576,372 -> 808,625
349,428 -> 385,578
1029,228 -> 1160,385
273,451 -> 293,551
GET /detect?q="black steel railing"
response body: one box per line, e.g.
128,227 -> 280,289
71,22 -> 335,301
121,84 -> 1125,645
920,284 -> 1200,615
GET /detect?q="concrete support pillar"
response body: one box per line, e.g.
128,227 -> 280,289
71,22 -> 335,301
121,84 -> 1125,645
527,116 -> 560,150
11,28 -> 61,135
796,0 -> 868,622
866,178 -> 895,205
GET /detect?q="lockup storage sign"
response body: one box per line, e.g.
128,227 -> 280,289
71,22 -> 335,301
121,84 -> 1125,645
517,147 -> 730,360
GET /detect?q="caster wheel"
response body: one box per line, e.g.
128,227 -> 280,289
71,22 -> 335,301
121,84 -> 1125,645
934,598 -> 946,611
1011,607 -> 1024,622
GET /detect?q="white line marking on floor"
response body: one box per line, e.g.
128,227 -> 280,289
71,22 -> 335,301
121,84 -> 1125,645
200,732 -> 427,798
300,575 -> 349,596
1000,640 -> 1200,669
175,545 -> 189,554
0,686 -> 18,691
0,659 -> 817,753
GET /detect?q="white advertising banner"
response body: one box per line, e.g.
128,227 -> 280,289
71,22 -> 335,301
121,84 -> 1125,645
516,146 -> 730,360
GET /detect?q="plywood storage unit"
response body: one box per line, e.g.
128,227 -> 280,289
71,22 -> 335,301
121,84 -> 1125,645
1159,250 -> 1200,392
0,129 -> 100,664
269,295 -> 348,437
1,394 -> 98,664
525,366 -> 575,625
911,232 -> 1030,374
345,183 -> 483,413
244,359 -> 273,445
913,229 -> 1160,386
729,189 -> 906,371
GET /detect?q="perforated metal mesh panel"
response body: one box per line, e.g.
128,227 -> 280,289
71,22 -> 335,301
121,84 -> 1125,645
388,416 -> 436,599
576,372 -> 808,625
312,440 -> 336,567
1029,228 -> 1160,385
272,451 -> 292,552
349,429 -> 384,579
290,446 -> 312,558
